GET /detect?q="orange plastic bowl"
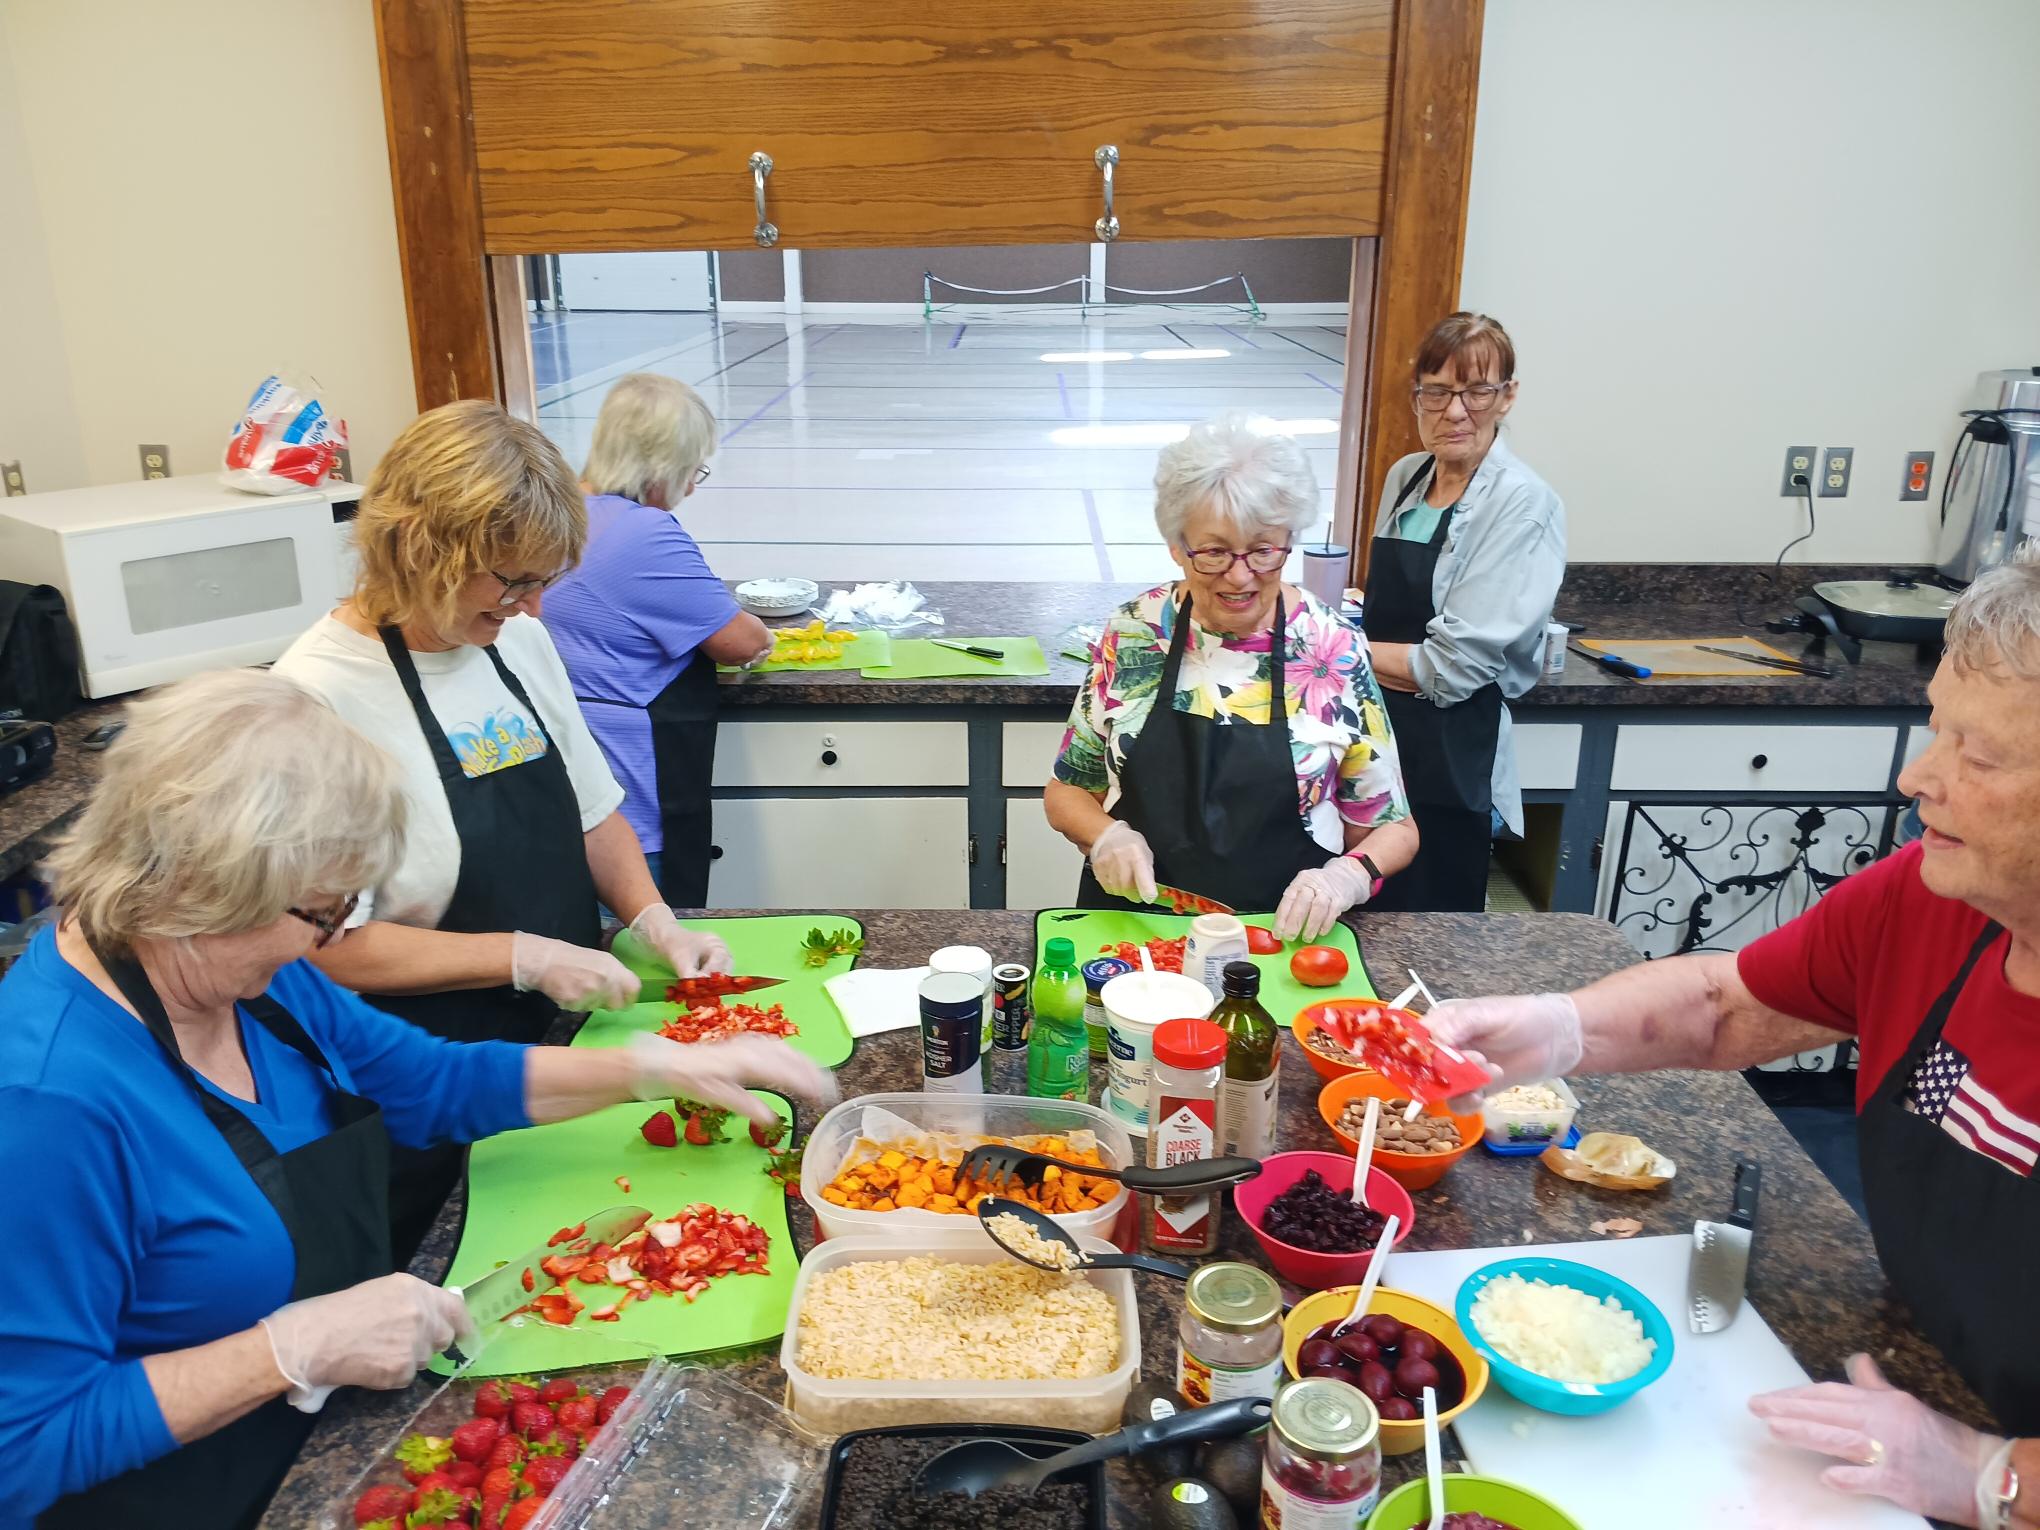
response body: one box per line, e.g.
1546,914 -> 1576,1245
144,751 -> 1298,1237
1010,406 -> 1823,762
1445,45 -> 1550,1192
1291,997 -> 1410,1084
1317,1070 -> 1482,1192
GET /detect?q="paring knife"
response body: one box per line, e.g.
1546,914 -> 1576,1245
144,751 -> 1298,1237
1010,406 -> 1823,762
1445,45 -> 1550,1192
453,1204 -> 652,1331
1688,1160 -> 1760,1333
931,638 -> 1007,661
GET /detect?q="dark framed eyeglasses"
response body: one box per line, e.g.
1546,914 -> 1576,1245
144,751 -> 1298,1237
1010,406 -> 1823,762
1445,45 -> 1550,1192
1184,543 -> 1291,576
287,892 -> 359,949
488,568 -> 565,607
1412,382 -> 1506,414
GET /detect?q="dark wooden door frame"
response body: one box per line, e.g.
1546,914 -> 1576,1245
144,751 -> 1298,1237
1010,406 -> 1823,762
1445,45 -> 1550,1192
373,0 -> 1486,565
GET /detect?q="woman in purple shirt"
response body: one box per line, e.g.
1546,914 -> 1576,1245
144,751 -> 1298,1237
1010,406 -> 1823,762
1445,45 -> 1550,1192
545,375 -> 771,906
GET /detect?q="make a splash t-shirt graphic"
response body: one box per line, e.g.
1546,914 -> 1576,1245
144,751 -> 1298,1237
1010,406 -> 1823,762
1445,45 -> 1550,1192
448,707 -> 548,777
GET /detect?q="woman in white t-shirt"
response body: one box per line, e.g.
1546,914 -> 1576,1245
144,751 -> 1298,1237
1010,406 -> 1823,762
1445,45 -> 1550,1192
274,400 -> 726,1259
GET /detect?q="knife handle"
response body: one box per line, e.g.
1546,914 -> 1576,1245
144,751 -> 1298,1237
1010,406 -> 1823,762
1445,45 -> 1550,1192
1729,1159 -> 1761,1230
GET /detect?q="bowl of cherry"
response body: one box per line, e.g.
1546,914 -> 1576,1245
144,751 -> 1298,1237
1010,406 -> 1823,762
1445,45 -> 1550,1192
1281,1285 -> 1489,1457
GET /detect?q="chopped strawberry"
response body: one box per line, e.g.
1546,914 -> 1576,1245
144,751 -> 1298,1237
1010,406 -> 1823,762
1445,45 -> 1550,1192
614,1174 -> 631,1193
510,1400 -> 557,1439
640,1110 -> 678,1148
596,1385 -> 631,1424
352,1482 -> 413,1525
451,1416 -> 501,1463
394,1433 -> 453,1483
523,1454 -> 573,1496
519,1267 -> 535,1293
441,1460 -> 483,1490
682,1113 -> 714,1147
546,1222 -> 585,1247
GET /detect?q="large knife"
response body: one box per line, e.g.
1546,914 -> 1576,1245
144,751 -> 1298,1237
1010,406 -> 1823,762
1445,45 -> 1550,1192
1688,1160 -> 1760,1333
454,1204 -> 652,1330
664,973 -> 786,1003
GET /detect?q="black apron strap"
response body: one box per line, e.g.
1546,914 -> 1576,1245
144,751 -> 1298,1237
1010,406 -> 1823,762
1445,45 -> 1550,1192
644,654 -> 719,907
376,624 -> 467,784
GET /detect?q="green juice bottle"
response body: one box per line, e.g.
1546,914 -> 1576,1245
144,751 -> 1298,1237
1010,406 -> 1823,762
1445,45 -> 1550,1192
1027,937 -> 1090,1102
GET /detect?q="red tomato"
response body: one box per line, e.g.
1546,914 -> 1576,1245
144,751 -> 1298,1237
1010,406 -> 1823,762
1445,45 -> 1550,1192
1290,945 -> 1349,987
1245,926 -> 1283,955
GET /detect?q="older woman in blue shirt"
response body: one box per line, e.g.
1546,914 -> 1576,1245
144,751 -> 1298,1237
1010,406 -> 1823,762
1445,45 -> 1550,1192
545,373 -> 772,908
0,669 -> 829,1528
1363,312 -> 1566,912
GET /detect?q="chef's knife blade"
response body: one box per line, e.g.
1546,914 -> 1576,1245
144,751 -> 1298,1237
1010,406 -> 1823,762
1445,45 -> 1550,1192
455,1204 -> 652,1331
668,973 -> 786,998
1688,1160 -> 1760,1333
1151,882 -> 1237,916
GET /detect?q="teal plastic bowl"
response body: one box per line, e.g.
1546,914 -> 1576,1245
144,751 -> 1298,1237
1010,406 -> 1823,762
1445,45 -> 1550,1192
1454,1256 -> 1674,1416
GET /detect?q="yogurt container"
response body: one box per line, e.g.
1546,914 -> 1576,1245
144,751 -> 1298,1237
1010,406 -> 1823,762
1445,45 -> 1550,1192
1101,969 -> 1216,1135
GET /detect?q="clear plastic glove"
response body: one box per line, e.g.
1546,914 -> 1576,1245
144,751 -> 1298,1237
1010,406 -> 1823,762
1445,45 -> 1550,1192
259,1273 -> 473,1413
1088,820 -> 1157,904
1749,1354 -> 2002,1524
511,931 -> 639,1013
629,903 -> 732,979
1423,992 -> 1584,1109
1274,856 -> 1375,942
626,1031 -> 839,1130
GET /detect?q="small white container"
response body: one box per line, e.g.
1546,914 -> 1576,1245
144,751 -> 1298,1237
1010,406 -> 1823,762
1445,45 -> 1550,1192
1480,1076 -> 1582,1150
780,1229 -> 1141,1434
1101,970 -> 1217,1136
1542,622 -> 1570,679
734,576 -> 819,617
1183,913 -> 1250,1000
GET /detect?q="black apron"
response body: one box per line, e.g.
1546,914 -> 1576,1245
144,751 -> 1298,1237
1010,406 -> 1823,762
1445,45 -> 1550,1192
368,627 -> 600,1261
578,645 -> 718,909
1075,589 -> 1324,914
44,940 -> 392,1530
1363,458 -> 1503,913
1857,921 -> 2040,1433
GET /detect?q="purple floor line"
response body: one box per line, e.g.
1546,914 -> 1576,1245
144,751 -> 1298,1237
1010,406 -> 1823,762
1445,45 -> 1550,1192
949,323 -> 967,349
1057,372 -> 1073,419
715,326 -> 844,442
1080,488 -> 1112,580
1216,324 -> 1261,351
1302,370 -> 1343,396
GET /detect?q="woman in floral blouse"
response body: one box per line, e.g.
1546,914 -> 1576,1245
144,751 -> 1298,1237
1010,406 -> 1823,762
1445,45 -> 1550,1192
1046,415 -> 1418,938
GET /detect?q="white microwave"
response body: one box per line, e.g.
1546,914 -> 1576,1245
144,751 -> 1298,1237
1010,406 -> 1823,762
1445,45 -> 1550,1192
0,473 -> 360,698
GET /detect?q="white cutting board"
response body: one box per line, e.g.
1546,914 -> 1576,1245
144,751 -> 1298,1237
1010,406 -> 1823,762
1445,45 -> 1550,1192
1388,1237 -> 1927,1530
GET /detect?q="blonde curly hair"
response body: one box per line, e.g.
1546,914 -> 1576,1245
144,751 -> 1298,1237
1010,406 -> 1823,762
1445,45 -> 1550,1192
350,400 -> 586,639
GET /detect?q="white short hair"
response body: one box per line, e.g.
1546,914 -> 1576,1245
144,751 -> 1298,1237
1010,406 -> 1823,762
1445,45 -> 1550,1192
42,669 -> 407,950
1946,545 -> 2040,680
1153,413 -> 1321,545
581,373 -> 718,505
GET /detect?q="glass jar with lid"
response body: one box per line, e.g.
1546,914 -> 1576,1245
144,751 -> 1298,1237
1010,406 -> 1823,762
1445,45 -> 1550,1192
1176,1261 -> 1283,1406
1259,1377 -> 1382,1527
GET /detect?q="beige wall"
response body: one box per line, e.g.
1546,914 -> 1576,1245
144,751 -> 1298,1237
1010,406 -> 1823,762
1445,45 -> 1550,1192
1461,0 -> 2040,564
0,0 -> 414,494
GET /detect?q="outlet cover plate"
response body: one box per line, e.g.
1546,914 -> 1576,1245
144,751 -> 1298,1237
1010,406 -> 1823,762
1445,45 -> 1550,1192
1,461 -> 23,497
1781,445 -> 1817,496
138,444 -> 171,480
1900,449 -> 1935,502
1819,447 -> 1854,498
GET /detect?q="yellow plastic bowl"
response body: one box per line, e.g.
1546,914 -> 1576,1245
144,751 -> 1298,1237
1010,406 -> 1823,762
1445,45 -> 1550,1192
1281,1284 -> 1489,1457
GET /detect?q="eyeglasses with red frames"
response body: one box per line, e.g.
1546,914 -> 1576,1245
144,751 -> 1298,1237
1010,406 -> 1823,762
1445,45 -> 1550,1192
1184,543 -> 1292,576
287,892 -> 359,949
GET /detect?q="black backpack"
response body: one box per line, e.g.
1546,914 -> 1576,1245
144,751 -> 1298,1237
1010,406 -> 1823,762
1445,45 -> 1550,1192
0,581 -> 83,721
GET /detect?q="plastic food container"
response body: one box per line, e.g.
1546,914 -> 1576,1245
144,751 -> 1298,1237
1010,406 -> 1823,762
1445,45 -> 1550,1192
1479,1078 -> 1581,1151
781,1229 -> 1141,1435
1370,1472 -> 1584,1530
320,1328 -> 826,1530
1100,969 -> 1215,1134
1454,1256 -> 1675,1417
1231,1149 -> 1416,1291
802,1092 -> 1136,1249
819,1424 -> 1107,1530
1281,1285 -> 1489,1457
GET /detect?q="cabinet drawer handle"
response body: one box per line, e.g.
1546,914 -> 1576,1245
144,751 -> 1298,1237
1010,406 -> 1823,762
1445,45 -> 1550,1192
749,151 -> 778,248
709,844 -> 724,860
1751,753 -> 1769,770
820,749 -> 839,766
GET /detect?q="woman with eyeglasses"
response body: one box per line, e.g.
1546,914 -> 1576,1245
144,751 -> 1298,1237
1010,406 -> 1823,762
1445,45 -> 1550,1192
1362,312 -> 1566,912
0,669 -> 831,1527
543,374 -> 772,908
1045,413 -> 1418,937
275,400 -> 726,1259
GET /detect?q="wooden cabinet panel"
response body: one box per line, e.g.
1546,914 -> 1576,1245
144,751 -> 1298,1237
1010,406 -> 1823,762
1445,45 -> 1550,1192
463,0 -> 1391,252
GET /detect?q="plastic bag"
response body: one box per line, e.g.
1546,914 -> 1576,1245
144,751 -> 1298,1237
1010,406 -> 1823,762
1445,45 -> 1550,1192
816,581 -> 944,633
220,374 -> 347,494
1540,1131 -> 1676,1191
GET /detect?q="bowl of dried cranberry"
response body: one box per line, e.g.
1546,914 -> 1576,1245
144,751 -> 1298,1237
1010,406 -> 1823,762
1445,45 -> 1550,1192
1366,1473 -> 1583,1530
1232,1150 -> 1416,1289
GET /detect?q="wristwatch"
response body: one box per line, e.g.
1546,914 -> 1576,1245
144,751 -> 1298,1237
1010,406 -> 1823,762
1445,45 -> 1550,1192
1979,1442 -> 2021,1530
1346,851 -> 1385,901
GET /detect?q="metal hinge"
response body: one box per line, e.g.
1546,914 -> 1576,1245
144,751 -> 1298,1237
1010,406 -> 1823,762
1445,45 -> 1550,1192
968,834 -> 979,866
1590,835 -> 1604,873
997,833 -> 1008,865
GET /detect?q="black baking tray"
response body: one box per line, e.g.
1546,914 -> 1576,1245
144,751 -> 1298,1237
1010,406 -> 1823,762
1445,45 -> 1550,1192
818,1423 -> 1108,1530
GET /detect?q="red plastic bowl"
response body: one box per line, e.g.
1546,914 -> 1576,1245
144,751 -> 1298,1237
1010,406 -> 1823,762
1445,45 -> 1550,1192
1233,1150 -> 1418,1291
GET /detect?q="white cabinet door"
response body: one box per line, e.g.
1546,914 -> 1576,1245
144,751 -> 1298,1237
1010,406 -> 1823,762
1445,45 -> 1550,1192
714,720 -> 968,788
1002,721 -> 1069,787
1005,798 -> 1084,910
1609,724 -> 1898,795
557,253 -> 713,311
1513,721 -> 1581,790
708,797 -> 970,908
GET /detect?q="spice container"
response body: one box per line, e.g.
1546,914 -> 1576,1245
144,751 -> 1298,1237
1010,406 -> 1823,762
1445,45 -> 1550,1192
920,970 -> 989,1093
1259,1378 -> 1383,1527
1081,955 -> 1133,1058
1145,1017 -> 1228,1255
1177,1261 -> 1284,1407
1184,912 -> 1250,999
1210,960 -> 1279,1159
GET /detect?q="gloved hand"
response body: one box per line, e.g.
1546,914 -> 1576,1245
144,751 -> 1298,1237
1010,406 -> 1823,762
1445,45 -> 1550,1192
511,932 -> 639,1013
627,1031 -> 840,1130
1423,992 -> 1584,1109
1088,820 -> 1157,904
629,902 -> 732,979
259,1273 -> 473,1413
1749,1354 -> 2003,1524
1274,856 -> 1375,941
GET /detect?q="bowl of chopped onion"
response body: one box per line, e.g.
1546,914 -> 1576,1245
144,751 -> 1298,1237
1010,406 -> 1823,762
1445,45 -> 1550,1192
1454,1257 -> 1674,1416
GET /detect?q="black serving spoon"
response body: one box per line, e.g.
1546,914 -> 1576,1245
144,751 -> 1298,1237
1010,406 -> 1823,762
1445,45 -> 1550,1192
913,1395 -> 1272,1498
959,1142 -> 1263,1196
976,1198 -> 1193,1279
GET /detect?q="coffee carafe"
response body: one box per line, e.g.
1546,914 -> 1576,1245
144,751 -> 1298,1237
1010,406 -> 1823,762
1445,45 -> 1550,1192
1936,367 -> 2040,583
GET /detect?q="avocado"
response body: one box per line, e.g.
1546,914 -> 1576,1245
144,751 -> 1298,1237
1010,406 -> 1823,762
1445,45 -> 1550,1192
1124,1379 -> 1198,1481
1151,1476 -> 1240,1530
1194,1431 -> 1264,1524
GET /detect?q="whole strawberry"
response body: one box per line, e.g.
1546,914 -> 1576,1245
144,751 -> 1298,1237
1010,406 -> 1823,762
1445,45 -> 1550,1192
393,1433 -> 453,1484
480,1464 -> 523,1499
351,1482 -> 412,1525
510,1400 -> 557,1439
483,1434 -> 528,1473
556,1394 -> 598,1432
640,1110 -> 678,1147
523,1454 -> 573,1496
682,1113 -> 715,1146
595,1385 -> 631,1423
504,1499 -> 544,1530
473,1379 -> 515,1419
406,1484 -> 473,1526
749,1118 -> 787,1150
506,1381 -> 540,1407
537,1377 -> 578,1406
442,1460 -> 484,1491
451,1416 -> 501,1464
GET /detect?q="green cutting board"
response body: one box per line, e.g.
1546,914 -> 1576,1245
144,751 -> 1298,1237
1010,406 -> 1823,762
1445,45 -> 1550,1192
439,1094 -> 799,1377
859,636 -> 1050,679
599,914 -> 860,1068
718,628 -> 891,674
1034,909 -> 1375,1025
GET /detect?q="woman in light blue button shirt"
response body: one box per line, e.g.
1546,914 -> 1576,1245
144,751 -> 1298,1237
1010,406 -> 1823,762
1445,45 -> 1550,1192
1363,313 -> 1566,911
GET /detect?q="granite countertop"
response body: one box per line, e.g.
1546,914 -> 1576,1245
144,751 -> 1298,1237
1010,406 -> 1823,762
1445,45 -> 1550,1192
262,908 -> 1981,1529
